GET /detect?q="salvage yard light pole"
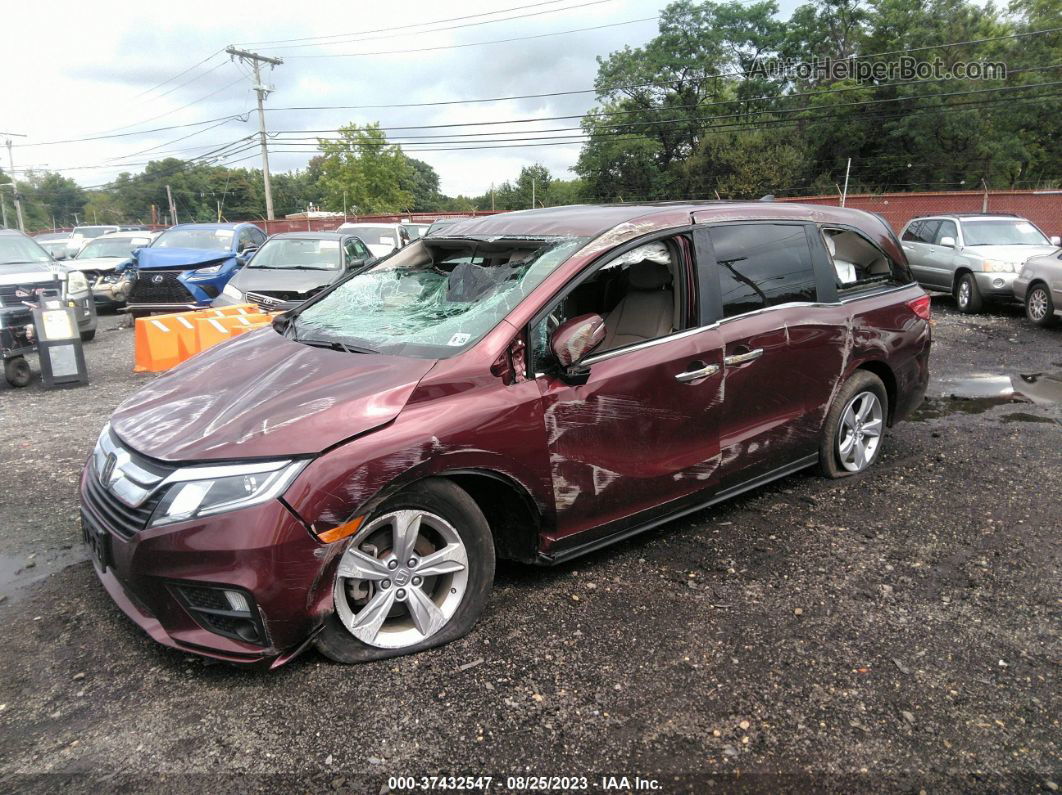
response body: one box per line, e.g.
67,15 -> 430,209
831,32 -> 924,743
226,46 -> 283,222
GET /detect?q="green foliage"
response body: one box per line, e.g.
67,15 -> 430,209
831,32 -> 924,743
575,0 -> 1062,198
317,123 -> 415,214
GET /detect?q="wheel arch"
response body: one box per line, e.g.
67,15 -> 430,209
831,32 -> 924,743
431,469 -> 544,564
853,359 -> 898,425
952,265 -> 975,292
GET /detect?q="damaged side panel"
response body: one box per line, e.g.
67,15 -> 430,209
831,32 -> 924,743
536,327 -> 725,547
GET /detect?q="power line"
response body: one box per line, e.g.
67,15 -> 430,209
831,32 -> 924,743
280,15 -> 659,58
131,49 -> 226,99
259,0 -> 619,52
235,0 -> 583,46
17,27 -> 1059,150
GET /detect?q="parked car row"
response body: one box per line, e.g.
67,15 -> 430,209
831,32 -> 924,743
900,213 -> 1061,326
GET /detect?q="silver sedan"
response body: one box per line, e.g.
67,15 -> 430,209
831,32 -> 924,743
1014,250 -> 1062,327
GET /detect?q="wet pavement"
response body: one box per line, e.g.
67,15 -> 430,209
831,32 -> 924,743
0,297 -> 1059,791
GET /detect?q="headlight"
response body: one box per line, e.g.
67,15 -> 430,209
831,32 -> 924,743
188,264 -> 223,279
66,271 -> 89,293
982,260 -> 1015,273
150,460 -> 307,526
222,283 -> 244,300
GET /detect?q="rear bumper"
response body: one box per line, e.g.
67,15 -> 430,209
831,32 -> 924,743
80,465 -> 334,666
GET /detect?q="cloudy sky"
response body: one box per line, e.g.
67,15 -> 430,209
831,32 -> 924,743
0,0 -> 799,198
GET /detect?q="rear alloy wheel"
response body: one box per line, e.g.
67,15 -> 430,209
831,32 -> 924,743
955,273 -> 984,314
819,370 -> 889,479
1025,284 -> 1058,328
315,479 -> 495,663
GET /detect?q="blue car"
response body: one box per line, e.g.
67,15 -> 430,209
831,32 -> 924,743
123,223 -> 267,314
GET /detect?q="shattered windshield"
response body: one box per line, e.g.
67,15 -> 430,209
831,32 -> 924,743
292,236 -> 587,358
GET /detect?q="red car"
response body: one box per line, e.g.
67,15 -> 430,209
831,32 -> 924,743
81,203 -> 931,666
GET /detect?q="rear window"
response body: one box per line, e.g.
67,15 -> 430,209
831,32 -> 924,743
823,226 -> 911,295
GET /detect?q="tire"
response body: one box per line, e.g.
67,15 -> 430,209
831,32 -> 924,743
955,272 -> 984,314
1025,283 -> 1058,328
315,478 -> 495,664
819,370 -> 889,479
80,329 -> 96,342
4,357 -> 32,388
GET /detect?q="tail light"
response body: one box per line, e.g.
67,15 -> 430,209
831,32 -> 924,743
907,294 -> 931,321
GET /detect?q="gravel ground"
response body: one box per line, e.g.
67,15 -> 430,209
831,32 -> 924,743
0,298 -> 1058,793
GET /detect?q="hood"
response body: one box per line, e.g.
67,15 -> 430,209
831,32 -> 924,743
109,326 -> 437,461
230,267 -> 340,295
135,247 -> 234,271
0,261 -> 65,286
964,244 -> 1060,265
64,256 -> 125,273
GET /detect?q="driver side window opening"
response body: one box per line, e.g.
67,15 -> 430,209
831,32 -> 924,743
822,227 -> 900,293
530,235 -> 691,372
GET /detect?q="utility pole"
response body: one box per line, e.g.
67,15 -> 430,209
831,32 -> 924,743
226,46 -> 283,221
1,189 -> 8,229
490,183 -> 495,212
531,178 -> 536,209
166,185 -> 178,226
3,134 -> 27,232
840,157 -> 852,208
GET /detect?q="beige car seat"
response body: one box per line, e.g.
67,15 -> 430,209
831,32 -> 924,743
601,260 -> 674,350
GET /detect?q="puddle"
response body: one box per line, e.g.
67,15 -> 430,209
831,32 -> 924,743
0,546 -> 89,604
912,371 -> 1062,421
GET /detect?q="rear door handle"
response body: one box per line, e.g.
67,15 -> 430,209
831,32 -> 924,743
723,348 -> 764,366
674,363 -> 720,383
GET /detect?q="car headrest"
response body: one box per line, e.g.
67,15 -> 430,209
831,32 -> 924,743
629,260 -> 672,290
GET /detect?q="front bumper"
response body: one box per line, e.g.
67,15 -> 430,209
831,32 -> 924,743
79,465 -> 335,665
973,270 -> 1019,299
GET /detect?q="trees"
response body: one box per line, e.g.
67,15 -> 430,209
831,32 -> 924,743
317,123 -> 415,214
574,0 -> 1062,199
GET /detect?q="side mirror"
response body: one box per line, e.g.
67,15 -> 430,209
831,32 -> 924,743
1050,235 -> 1061,247
550,313 -> 606,385
53,251 -> 67,261
939,236 -> 956,248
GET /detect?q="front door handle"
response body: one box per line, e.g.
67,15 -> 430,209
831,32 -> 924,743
723,348 -> 764,366
675,362 -> 720,383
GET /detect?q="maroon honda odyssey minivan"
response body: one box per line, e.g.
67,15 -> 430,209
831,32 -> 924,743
81,202 -> 930,666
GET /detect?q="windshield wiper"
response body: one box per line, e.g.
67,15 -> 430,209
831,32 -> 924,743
299,336 -> 377,354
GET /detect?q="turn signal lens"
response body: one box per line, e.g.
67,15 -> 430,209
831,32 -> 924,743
317,515 -> 365,544
907,294 -> 932,321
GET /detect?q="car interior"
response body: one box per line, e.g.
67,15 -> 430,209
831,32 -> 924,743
822,228 -> 895,290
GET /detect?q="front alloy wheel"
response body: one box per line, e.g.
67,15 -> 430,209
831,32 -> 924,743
836,391 -> 884,473
333,509 -> 469,649
315,478 -> 495,663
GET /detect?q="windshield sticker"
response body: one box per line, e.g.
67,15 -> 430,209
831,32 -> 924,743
447,333 -> 471,346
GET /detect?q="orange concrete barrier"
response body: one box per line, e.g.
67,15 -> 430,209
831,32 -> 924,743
134,306 -> 272,373
202,304 -> 260,317
194,313 -> 272,351
134,315 -> 187,373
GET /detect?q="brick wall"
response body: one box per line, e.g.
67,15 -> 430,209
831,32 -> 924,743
777,190 -> 1062,237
